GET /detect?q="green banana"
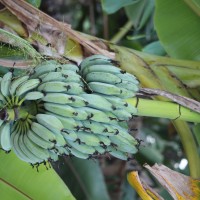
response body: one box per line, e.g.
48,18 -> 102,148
48,150 -> 59,162
0,122 -> 12,151
11,128 -> 34,163
44,102 -> 78,118
96,135 -> 111,147
32,60 -> 60,77
56,146 -> 70,156
94,146 -> 106,154
27,129 -> 55,149
24,91 -> 44,100
38,81 -> 84,94
42,93 -> 88,107
115,81 -> 139,92
80,54 -> 115,71
76,131 -> 100,146
61,63 -> 79,72
19,133 -> 42,164
111,109 -> 133,121
85,72 -> 121,84
61,129 -> 78,141
40,70 -> 81,83
9,75 -> 30,95
36,114 -> 64,134
1,72 -> 12,97
23,131 -> 50,161
67,140 -> 96,154
16,79 -> 40,96
68,147 -> 90,159
82,64 -> 124,77
79,107 -> 111,123
31,122 -> 56,142
81,120 -> 116,136
46,112 -> 82,130
116,73 -> 139,85
80,94 -> 113,111
88,82 -> 134,98
107,146 -> 129,161
109,134 -> 138,154
36,114 -> 66,146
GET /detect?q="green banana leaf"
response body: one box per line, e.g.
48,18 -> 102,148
154,0 -> 200,60
0,151 -> 75,200
55,157 -> 110,200
101,0 -> 138,14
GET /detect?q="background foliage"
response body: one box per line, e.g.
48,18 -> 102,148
0,0 -> 199,199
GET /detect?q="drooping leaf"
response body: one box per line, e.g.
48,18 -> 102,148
55,157 -> 110,200
145,164 -> 200,199
154,0 -> 200,60
127,171 -> 163,200
142,41 -> 166,56
101,0 -> 138,14
0,151 -> 75,200
125,0 -> 154,30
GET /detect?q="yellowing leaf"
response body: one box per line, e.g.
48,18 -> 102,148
127,171 -> 163,200
145,164 -> 200,200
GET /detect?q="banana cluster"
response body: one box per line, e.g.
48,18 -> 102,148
0,55 -> 140,165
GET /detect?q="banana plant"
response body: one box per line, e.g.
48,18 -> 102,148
0,0 -> 199,199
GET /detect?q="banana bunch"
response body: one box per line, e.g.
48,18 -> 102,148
0,56 -> 140,165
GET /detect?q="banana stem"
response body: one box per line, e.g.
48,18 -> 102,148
173,120 -> 200,178
110,21 -> 133,44
127,97 -> 200,123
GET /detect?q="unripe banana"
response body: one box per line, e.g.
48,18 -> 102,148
80,54 -> 115,71
1,72 -> 12,97
23,131 -> 50,160
48,150 -> 59,162
88,82 -> 134,98
68,147 -> 90,159
40,71 -> 81,83
56,146 -> 70,156
111,109 -> 133,121
82,64 -> 124,77
16,79 -> 40,96
115,81 -> 139,92
24,91 -> 44,100
44,102 -> 80,118
80,94 -> 113,111
67,140 -> 96,154
82,120 -> 116,136
9,75 -> 30,95
27,129 -> 55,149
36,114 -> 66,147
32,60 -> 59,77
0,122 -> 11,151
38,81 -> 84,94
94,146 -> 106,154
76,131 -> 100,146
61,129 -> 78,141
46,112 -> 82,130
79,107 -> 111,123
36,114 -> 64,134
96,135 -> 111,147
11,128 -> 34,163
19,133 -> 42,164
116,73 -> 139,85
61,63 -> 79,72
107,146 -> 129,161
42,93 -> 88,107
85,72 -> 121,84
31,122 -> 56,142
109,134 -> 138,154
